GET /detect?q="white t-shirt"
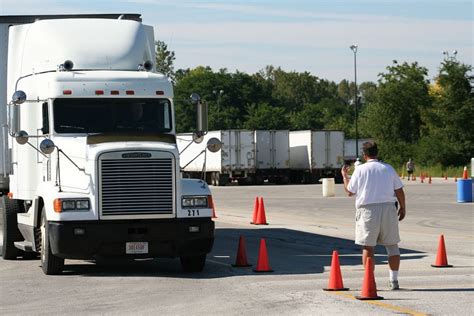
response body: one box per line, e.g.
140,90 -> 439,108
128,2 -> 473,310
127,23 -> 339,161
347,159 -> 403,208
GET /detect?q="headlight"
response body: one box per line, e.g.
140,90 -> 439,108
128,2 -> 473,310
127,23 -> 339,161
76,200 -> 90,210
62,200 -> 76,210
182,198 -> 194,207
182,196 -> 208,208
55,198 -> 91,213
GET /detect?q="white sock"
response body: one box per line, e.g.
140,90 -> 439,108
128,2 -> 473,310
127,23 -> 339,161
390,270 -> 398,281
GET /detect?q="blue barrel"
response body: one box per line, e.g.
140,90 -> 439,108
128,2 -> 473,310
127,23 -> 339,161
457,179 -> 473,203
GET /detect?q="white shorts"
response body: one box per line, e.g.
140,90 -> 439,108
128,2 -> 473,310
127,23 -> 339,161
355,202 -> 400,247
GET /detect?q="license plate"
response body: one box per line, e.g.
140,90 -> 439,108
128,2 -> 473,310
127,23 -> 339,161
126,242 -> 148,254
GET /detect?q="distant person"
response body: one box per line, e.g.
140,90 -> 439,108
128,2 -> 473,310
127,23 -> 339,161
406,158 -> 415,180
342,141 -> 406,290
354,157 -> 362,168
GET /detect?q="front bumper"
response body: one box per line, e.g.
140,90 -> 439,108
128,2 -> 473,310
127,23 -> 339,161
47,218 -> 214,259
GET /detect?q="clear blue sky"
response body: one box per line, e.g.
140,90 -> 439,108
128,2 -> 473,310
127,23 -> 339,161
1,0 -> 472,82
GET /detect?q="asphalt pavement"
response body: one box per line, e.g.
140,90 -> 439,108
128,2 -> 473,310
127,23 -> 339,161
0,179 -> 473,315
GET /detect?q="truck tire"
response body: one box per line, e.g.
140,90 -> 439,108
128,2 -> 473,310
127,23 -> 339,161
254,175 -> 264,185
215,173 -> 229,186
40,211 -> 64,275
180,254 -> 206,272
1,196 -> 24,260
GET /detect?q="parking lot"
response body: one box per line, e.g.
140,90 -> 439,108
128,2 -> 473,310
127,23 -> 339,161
1,179 -> 473,315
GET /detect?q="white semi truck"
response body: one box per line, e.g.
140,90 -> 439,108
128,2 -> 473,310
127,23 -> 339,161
1,14 -> 218,275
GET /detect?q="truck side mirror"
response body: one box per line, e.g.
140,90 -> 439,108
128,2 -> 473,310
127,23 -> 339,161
40,139 -> 56,154
15,130 -> 29,145
192,131 -> 204,144
206,137 -> 222,153
190,93 -> 208,135
12,90 -> 27,105
9,90 -> 26,135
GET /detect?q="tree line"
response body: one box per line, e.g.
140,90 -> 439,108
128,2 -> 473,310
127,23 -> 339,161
155,41 -> 474,168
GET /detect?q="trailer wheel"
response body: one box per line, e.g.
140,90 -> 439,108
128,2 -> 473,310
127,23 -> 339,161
254,175 -> 264,185
215,173 -> 229,186
180,254 -> 206,272
302,173 -> 312,184
1,196 -> 24,260
40,210 -> 64,275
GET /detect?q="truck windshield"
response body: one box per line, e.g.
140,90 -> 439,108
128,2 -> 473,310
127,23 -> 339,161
53,98 -> 172,134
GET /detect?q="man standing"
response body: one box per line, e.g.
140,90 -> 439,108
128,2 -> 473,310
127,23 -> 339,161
342,141 -> 406,290
406,158 -> 415,180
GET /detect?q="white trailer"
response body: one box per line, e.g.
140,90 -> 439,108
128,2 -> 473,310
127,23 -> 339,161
254,130 -> 290,183
177,130 -> 290,185
344,138 -> 373,162
1,14 -> 216,275
289,130 -> 345,183
0,22 -> 9,192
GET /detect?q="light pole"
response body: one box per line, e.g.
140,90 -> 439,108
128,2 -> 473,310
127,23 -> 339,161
350,44 -> 359,160
212,89 -> 224,129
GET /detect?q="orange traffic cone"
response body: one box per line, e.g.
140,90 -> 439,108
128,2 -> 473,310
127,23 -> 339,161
356,257 -> 383,300
232,236 -> 252,267
254,197 -> 268,225
250,196 -> 259,224
444,174 -> 448,180
421,177 -> 424,183
429,176 -> 432,184
431,234 -> 453,268
413,175 -> 416,181
323,251 -> 349,291
253,239 -> 273,272
462,166 -> 468,180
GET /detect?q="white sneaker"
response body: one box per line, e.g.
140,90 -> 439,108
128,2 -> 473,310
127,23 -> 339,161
389,280 -> 400,290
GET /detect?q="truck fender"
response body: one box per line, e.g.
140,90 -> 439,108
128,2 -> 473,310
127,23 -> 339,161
181,178 -> 212,196
35,182 -> 59,222
179,178 -> 213,218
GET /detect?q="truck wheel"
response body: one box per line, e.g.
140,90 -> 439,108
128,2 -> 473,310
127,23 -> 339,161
40,211 -> 64,275
180,254 -> 206,272
216,173 -> 229,186
255,175 -> 264,185
302,173 -> 312,184
1,196 -> 24,259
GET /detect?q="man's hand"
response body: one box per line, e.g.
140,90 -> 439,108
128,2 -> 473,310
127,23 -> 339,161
394,188 -> 406,221
341,165 -> 350,178
398,207 -> 406,221
341,165 -> 354,196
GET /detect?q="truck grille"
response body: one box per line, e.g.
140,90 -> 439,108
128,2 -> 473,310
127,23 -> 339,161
99,152 -> 174,217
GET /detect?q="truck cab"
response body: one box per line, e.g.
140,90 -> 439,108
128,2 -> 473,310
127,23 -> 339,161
1,14 -> 216,274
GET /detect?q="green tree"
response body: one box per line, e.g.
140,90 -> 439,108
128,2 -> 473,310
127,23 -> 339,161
359,61 -> 432,165
265,67 -> 322,111
288,103 -> 325,130
244,103 -> 289,130
422,59 -> 474,165
155,40 -> 176,82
